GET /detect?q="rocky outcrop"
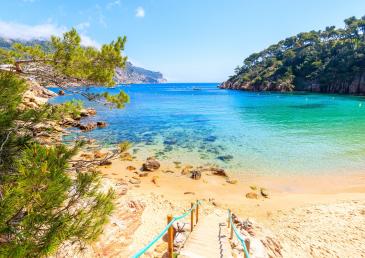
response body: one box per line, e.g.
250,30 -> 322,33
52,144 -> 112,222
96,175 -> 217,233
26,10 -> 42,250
220,72 -> 365,95
19,80 -> 57,110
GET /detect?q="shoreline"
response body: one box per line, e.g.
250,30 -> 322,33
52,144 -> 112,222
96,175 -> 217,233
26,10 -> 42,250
86,152 -> 365,256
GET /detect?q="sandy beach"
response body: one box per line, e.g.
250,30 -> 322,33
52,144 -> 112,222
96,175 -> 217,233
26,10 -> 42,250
56,151 -> 365,257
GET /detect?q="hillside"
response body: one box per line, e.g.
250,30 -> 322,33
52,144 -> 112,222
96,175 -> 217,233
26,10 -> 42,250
0,37 -> 166,84
221,15 -> 365,94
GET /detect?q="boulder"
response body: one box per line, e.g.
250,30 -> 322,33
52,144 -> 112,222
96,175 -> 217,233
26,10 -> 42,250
96,121 -> 107,128
58,90 -> 65,95
142,157 -> 160,171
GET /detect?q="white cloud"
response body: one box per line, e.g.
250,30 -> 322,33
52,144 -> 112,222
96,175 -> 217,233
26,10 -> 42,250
106,0 -> 121,9
135,6 -> 145,18
0,20 -> 100,48
75,22 -> 90,31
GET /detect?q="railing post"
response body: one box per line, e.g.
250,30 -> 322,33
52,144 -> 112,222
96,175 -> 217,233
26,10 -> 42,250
167,214 -> 173,258
228,209 -> 231,228
244,239 -> 250,258
195,200 -> 199,224
190,202 -> 194,232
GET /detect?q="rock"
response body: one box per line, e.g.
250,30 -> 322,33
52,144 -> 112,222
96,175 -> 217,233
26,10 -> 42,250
86,108 -> 97,116
226,178 -> 238,184
58,90 -> 65,95
129,177 -> 141,184
260,188 -> 269,198
181,165 -> 193,175
211,167 -> 228,177
246,192 -> 259,199
79,122 -> 97,132
126,166 -> 136,171
142,157 -> 160,171
190,170 -> 201,180
80,108 -> 97,117
99,160 -> 112,166
217,154 -> 234,162
96,121 -> 107,128
184,192 -> 195,195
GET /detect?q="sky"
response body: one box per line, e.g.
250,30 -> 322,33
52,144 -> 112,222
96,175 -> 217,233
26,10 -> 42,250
0,0 -> 365,82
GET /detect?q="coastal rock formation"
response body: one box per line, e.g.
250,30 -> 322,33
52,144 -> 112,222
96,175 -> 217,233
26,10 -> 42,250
19,80 -> 57,110
79,122 -> 97,132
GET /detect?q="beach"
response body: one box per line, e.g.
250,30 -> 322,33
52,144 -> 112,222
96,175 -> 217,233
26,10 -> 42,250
55,152 -> 365,257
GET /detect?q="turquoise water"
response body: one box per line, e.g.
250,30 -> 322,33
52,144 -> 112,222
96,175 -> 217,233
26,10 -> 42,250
50,83 -> 365,176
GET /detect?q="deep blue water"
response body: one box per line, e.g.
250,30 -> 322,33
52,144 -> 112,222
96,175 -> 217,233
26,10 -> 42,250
50,83 -> 365,176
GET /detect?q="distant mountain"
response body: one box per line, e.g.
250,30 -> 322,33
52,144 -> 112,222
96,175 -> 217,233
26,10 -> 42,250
114,62 -> 166,84
0,37 -> 166,84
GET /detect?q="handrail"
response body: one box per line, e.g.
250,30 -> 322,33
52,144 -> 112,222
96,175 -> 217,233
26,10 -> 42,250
228,210 -> 250,258
132,200 -> 202,258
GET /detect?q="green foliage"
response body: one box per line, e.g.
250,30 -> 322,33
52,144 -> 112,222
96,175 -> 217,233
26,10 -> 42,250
53,99 -> 84,120
0,144 -> 114,257
228,15 -> 365,92
0,72 -> 115,257
119,141 -> 132,153
102,91 -> 130,109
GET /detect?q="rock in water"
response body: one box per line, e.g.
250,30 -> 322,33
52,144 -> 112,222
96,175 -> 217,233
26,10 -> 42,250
96,121 -> 107,128
79,122 -> 97,132
58,90 -> 65,95
142,157 -> 160,171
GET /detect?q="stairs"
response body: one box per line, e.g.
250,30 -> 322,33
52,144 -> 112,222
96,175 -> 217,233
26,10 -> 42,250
179,212 -> 233,258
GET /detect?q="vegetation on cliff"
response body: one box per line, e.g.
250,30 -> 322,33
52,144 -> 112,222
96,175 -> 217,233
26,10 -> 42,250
222,15 -> 365,93
0,29 -> 129,257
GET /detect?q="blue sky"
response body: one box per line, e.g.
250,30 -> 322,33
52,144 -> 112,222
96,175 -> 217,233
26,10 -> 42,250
0,0 -> 365,82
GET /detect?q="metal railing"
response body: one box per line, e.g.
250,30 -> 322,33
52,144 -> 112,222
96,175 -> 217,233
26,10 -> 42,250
228,209 -> 250,258
133,200 -> 201,258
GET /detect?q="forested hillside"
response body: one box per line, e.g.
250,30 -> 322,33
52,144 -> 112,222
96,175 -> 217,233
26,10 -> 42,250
221,16 -> 365,94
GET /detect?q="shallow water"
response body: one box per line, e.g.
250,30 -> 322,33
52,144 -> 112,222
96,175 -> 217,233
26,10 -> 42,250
50,83 -> 365,176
